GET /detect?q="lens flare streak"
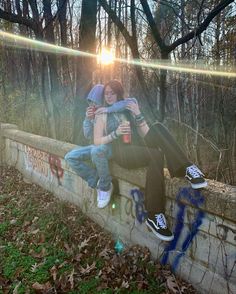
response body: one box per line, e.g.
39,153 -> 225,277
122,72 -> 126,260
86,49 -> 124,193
115,57 -> 236,78
0,30 -> 235,78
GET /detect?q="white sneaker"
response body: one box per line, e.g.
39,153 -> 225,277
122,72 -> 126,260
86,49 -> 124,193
96,188 -> 100,203
96,179 -> 100,203
97,183 -> 113,209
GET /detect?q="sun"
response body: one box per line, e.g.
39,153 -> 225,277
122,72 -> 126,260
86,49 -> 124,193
97,48 -> 114,65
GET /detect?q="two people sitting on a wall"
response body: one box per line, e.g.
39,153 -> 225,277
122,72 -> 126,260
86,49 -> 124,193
65,80 -> 207,242
65,84 -> 136,208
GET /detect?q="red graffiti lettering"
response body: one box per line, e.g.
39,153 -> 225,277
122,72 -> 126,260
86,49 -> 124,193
48,155 -> 64,179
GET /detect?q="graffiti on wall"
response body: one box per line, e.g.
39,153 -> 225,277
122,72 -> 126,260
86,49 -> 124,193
130,188 -> 147,224
24,145 -> 49,178
107,188 -> 146,225
49,154 -> 64,185
24,145 -> 63,184
161,187 -> 205,271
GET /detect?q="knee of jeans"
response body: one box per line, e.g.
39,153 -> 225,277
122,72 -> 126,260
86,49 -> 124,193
65,148 -> 86,161
91,144 -> 108,159
64,152 -> 71,162
64,151 -> 79,163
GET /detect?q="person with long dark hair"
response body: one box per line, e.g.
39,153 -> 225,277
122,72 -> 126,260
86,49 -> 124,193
93,79 -> 207,241
65,84 -> 137,208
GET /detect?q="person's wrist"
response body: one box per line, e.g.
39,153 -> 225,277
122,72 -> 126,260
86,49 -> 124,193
135,113 -> 146,126
137,121 -> 147,127
110,130 -> 118,140
114,130 -> 120,138
116,129 -> 121,136
135,113 -> 143,119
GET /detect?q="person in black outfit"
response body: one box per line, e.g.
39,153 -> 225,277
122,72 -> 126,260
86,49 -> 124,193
94,80 -> 207,241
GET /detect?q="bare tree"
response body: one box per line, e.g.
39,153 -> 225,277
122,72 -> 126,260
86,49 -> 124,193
72,0 -> 97,144
99,0 -> 234,120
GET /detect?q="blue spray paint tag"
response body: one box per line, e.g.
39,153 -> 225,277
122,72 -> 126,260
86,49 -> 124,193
131,188 -> 147,224
161,187 -> 205,271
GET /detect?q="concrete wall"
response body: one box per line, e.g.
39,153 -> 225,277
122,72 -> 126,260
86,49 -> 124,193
1,122 -> 235,294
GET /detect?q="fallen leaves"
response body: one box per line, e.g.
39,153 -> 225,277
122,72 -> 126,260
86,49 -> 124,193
13,281 -> 22,294
166,275 -> 181,293
79,262 -> 96,275
121,280 -> 129,288
10,218 -> 17,225
68,268 -> 75,290
32,281 -> 52,292
0,167 -> 198,293
50,265 -> 57,281
30,228 -> 40,235
29,247 -> 47,258
78,238 -> 90,251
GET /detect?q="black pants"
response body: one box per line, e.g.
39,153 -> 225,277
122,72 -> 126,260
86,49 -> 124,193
112,122 -> 191,219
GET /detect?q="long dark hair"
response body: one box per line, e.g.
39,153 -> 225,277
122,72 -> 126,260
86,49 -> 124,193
103,79 -> 124,103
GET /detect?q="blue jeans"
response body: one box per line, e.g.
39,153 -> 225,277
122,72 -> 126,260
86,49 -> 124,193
64,144 -> 112,191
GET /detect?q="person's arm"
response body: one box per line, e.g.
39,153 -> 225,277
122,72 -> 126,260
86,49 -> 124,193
135,116 -> 149,138
83,117 -> 93,139
83,106 -> 96,139
106,98 -> 137,113
125,101 -> 149,138
94,114 -> 131,145
94,114 -> 116,145
95,98 -> 138,115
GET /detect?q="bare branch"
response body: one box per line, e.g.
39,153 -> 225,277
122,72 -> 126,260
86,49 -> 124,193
140,0 -> 167,52
159,0 -> 190,31
130,0 -> 137,41
0,8 -> 39,34
98,0 -> 133,45
167,0 -> 234,53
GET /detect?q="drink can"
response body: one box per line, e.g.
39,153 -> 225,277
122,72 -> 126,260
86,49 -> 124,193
122,121 -> 131,144
122,133 -> 131,143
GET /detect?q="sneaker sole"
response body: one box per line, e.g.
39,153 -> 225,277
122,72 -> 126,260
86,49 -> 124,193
145,221 -> 174,242
190,181 -> 208,189
97,202 -> 110,209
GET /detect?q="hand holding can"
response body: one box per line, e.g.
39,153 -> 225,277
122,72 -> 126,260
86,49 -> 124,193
122,121 -> 131,144
91,105 -> 97,119
86,105 -> 97,119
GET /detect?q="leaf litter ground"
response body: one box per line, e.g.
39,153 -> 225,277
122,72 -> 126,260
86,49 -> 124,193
0,167 -> 198,294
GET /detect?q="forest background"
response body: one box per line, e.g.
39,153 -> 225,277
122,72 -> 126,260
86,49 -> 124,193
0,0 -> 235,185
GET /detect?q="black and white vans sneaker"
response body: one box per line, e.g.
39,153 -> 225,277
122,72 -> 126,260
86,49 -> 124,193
185,164 -> 207,189
145,213 -> 174,242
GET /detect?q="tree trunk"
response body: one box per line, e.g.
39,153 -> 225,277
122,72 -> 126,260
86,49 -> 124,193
73,0 -> 97,144
41,55 -> 57,138
159,51 -> 168,122
43,0 -> 62,138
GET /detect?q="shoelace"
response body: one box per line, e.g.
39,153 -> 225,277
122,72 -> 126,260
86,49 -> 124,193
155,213 -> 167,229
186,165 -> 203,178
